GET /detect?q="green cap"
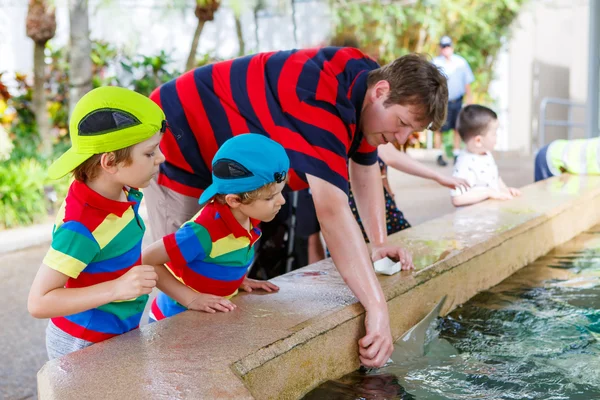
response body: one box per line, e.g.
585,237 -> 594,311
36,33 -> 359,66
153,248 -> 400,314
48,86 -> 165,179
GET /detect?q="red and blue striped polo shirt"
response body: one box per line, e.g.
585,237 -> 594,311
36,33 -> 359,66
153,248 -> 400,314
150,201 -> 261,320
42,180 -> 147,343
150,47 -> 380,198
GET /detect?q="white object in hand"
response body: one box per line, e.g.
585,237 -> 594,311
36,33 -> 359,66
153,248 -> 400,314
373,257 -> 402,275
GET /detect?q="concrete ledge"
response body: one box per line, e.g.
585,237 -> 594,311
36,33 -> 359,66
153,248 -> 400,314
0,223 -> 53,255
37,175 -> 600,400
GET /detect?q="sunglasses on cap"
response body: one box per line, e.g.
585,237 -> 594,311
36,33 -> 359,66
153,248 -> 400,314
213,158 -> 288,184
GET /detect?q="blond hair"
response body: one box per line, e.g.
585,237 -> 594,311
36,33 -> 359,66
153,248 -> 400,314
214,181 -> 282,205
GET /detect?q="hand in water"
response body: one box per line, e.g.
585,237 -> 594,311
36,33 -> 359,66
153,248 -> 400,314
359,306 -> 393,368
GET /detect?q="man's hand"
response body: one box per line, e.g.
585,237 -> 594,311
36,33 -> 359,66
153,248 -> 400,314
240,278 -> 280,293
371,244 -> 414,270
359,306 -> 394,368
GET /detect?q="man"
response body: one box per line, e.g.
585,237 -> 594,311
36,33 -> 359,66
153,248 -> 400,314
433,36 -> 474,166
145,47 -> 448,367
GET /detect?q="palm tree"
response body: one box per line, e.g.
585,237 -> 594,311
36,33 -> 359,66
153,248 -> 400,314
68,0 -> 92,118
25,0 -> 56,156
185,0 -> 221,71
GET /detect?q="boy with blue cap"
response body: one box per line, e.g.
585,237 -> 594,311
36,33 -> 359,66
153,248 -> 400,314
143,134 -> 286,319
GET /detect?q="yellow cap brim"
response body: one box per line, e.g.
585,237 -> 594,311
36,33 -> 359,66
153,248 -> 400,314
47,148 -> 94,180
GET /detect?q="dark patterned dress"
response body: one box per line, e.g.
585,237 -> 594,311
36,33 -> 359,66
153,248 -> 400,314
348,159 -> 411,242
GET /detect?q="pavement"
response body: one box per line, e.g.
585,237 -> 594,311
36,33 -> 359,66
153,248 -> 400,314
0,150 -> 534,400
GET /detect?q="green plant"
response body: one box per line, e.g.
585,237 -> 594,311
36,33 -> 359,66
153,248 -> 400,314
331,0 -> 526,103
120,50 -> 181,96
4,73 -> 41,161
0,158 -> 48,228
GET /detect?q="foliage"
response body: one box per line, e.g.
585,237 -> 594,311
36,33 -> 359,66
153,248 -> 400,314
0,158 -> 47,228
120,50 -> 180,97
0,41 -> 190,228
0,73 -> 40,161
331,0 -> 527,103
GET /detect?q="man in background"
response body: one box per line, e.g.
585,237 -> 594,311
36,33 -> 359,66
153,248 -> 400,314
433,35 -> 474,166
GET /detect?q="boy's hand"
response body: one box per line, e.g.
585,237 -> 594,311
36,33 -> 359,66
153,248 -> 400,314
508,187 -> 521,197
371,245 -> 414,270
489,190 -> 513,201
186,294 -> 236,313
112,265 -> 158,301
240,278 -> 280,293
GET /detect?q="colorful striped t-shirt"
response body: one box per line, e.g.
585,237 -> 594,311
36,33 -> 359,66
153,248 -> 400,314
150,201 -> 261,320
42,180 -> 147,343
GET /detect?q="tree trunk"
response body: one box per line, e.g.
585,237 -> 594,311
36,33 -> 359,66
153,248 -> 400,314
291,0 -> 298,46
253,7 -> 260,52
68,0 -> 92,118
235,15 -> 245,56
186,19 -> 206,71
32,42 -> 52,156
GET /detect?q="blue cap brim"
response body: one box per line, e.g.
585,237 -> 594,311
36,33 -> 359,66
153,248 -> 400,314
199,185 -> 219,205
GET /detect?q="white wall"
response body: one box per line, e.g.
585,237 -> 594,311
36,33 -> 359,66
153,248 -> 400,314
0,0 -> 331,78
501,0 -> 590,154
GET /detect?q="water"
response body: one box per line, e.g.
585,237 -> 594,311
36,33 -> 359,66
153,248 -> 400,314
304,229 -> 600,399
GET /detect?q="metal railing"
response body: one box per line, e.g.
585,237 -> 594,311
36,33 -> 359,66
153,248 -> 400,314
538,97 -> 586,149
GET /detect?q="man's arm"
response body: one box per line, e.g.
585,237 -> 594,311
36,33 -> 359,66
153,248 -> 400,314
348,160 -> 414,268
307,173 -> 393,368
348,161 -> 386,247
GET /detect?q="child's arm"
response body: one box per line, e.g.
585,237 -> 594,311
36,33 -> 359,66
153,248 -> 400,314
498,177 -> 522,197
378,144 -> 470,190
28,263 -> 157,319
240,277 -> 280,293
452,188 -> 512,207
143,239 -> 236,312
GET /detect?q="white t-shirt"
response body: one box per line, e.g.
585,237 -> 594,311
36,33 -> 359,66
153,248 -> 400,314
451,150 -> 499,197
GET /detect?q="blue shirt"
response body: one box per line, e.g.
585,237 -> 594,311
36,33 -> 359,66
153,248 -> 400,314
433,54 -> 474,101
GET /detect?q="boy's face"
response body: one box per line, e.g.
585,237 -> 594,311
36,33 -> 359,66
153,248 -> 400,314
114,131 -> 165,189
238,181 -> 287,223
479,119 -> 499,152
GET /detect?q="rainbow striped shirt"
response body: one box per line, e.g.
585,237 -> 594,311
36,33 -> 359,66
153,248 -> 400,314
42,180 -> 147,343
150,201 -> 261,320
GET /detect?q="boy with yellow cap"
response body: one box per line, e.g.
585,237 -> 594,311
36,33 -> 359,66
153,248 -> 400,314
28,86 -> 165,359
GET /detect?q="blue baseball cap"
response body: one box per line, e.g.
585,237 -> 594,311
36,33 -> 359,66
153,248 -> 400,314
440,35 -> 453,47
199,134 -> 290,205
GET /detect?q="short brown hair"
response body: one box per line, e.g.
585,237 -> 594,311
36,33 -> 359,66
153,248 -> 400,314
72,147 -> 133,182
367,54 -> 448,131
456,105 -> 498,142
214,181 -> 280,206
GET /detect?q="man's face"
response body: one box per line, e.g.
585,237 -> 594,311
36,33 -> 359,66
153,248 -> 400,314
440,45 -> 453,58
360,81 -> 428,147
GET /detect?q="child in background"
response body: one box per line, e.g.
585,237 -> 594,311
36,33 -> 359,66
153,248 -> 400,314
451,105 -> 521,207
143,134 -> 285,320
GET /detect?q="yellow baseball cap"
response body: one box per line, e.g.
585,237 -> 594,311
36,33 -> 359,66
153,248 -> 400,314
48,86 -> 165,179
